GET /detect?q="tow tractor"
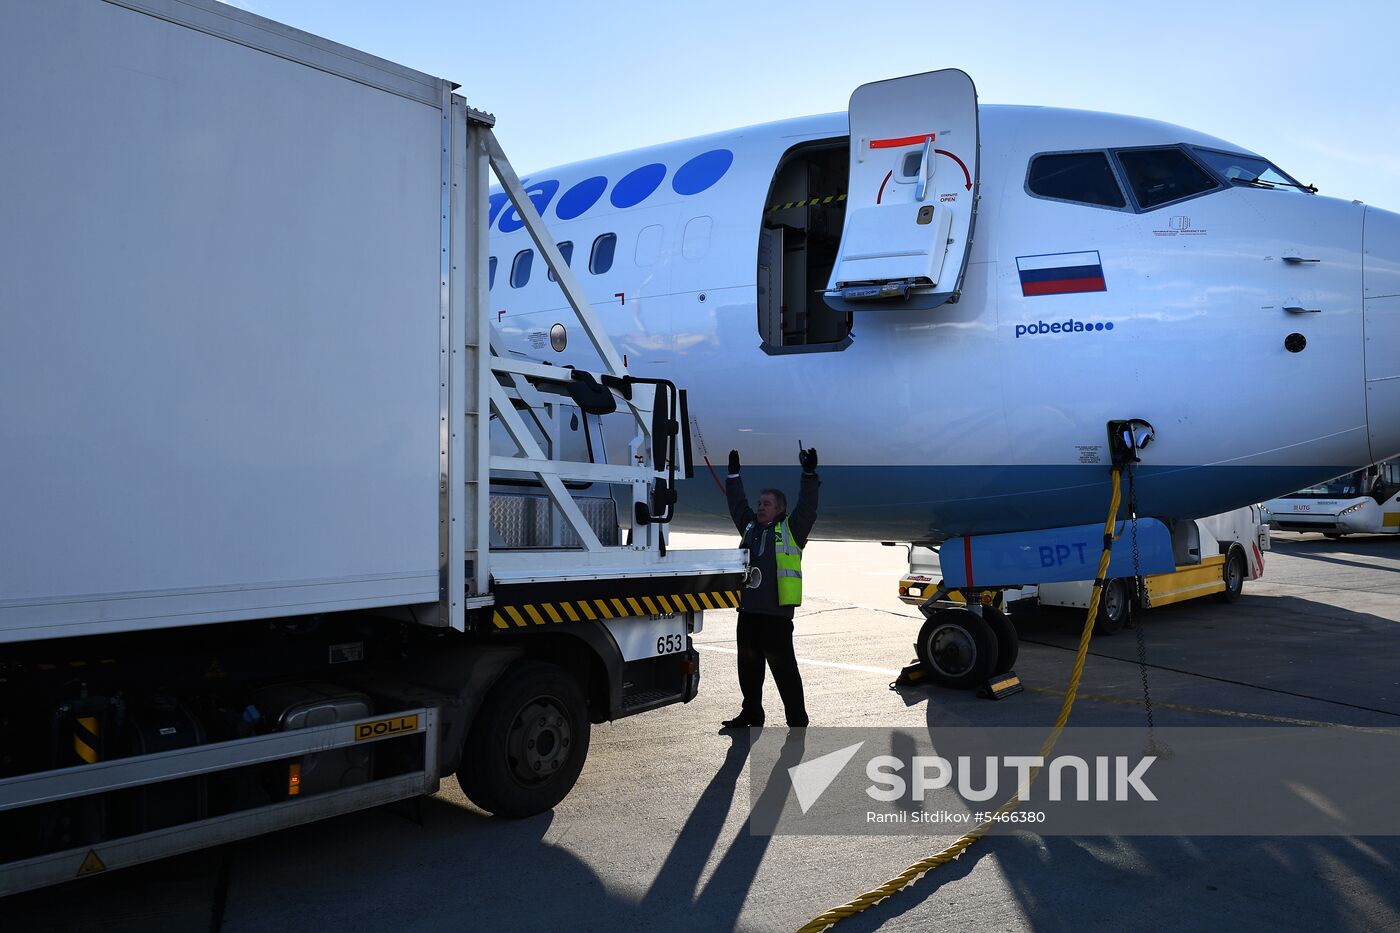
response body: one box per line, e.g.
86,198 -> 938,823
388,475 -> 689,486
898,503 -> 1269,639
886,421 -> 1270,689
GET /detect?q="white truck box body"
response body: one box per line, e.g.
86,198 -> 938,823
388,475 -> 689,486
1,0 -> 455,642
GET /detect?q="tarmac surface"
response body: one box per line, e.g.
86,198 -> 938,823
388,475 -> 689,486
7,531 -> 1400,932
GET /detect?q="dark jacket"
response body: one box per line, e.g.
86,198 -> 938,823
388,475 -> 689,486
727,471 -> 820,619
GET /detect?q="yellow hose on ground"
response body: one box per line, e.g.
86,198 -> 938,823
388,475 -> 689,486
796,468 -> 1124,933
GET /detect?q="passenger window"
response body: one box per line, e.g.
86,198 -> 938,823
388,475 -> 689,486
1027,152 -> 1126,208
546,241 -> 574,282
590,233 -> 616,275
510,249 -> 532,288
1115,147 -> 1220,210
488,256 -> 497,289
635,225 -> 663,267
683,216 -> 713,260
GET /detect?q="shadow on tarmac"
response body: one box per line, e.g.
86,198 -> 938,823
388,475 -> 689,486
5,732 -> 810,933
640,730 -> 808,929
830,666 -> 1400,933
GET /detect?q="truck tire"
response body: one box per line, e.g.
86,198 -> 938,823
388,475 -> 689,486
982,605 -> 1019,674
1214,548 -> 1246,603
457,660 -> 591,818
915,608 -> 998,690
1095,579 -> 1130,635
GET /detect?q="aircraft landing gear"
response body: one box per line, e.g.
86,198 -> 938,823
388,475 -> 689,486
907,607 -> 1019,686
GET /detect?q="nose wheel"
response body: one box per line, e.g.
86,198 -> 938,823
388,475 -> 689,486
915,608 -> 999,689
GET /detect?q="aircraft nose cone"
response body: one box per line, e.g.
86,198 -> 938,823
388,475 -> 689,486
1364,206 -> 1400,461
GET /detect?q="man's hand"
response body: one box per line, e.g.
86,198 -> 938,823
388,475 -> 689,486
728,449 -> 741,475
800,447 -> 818,474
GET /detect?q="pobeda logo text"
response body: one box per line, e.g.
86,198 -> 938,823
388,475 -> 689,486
866,755 -> 1157,802
1015,319 -> 1116,339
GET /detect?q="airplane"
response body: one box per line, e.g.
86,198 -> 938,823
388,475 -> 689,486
486,69 -> 1400,547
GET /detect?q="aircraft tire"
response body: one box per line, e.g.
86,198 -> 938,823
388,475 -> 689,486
915,608 -> 998,690
1214,547 -> 1247,603
1095,578 -> 1130,635
982,604 -> 1019,674
457,660 -> 591,817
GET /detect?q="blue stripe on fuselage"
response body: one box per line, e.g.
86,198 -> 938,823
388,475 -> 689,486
673,464 -> 1352,543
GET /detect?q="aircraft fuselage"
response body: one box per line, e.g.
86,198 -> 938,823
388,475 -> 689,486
488,102 -> 1400,543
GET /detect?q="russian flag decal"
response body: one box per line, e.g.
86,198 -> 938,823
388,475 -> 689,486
1016,250 -> 1107,297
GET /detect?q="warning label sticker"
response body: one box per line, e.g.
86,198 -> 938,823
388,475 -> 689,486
77,849 -> 107,876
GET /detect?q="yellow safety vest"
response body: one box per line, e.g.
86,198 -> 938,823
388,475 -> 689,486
774,519 -> 803,606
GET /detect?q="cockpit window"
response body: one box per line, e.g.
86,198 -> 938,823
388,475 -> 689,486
1190,148 -> 1311,193
1114,147 -> 1220,210
1027,152 -> 1127,208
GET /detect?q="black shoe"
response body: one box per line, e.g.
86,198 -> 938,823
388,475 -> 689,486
721,712 -> 764,729
786,717 -> 809,728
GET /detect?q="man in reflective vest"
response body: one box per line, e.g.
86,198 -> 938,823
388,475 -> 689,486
721,446 -> 820,729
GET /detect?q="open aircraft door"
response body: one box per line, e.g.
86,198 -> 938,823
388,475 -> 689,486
825,70 -> 979,313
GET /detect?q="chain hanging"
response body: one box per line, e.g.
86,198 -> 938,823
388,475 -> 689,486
1126,465 -> 1169,757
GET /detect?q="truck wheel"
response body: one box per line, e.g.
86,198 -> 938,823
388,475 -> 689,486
915,608 -> 998,690
1095,579 -> 1130,635
982,605 -> 1019,674
457,660 -> 591,818
1215,548 -> 1246,603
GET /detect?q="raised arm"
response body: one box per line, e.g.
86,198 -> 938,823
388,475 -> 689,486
790,448 -> 820,548
725,449 -> 755,532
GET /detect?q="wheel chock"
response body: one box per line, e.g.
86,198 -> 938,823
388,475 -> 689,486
890,659 -> 930,689
978,671 -> 1023,700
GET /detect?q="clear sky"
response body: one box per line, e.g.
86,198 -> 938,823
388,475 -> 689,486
228,0 -> 1400,210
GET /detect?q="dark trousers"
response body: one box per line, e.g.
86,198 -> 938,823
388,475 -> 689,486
736,611 -> 808,726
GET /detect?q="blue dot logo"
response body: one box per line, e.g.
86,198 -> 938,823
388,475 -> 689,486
556,176 -> 608,220
498,180 -> 560,232
610,163 -> 666,209
672,149 -> 733,196
1104,321 -> 1114,330
1094,322 -> 1104,331
488,192 -> 509,226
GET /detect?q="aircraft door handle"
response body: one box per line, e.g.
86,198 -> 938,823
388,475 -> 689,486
915,135 -> 934,202
1283,306 -> 1321,313
1282,256 -> 1320,264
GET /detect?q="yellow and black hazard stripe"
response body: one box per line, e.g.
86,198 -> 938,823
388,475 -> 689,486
766,193 -> 847,214
72,716 -> 101,765
491,590 -> 740,630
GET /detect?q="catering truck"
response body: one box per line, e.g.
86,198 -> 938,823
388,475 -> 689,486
0,0 -> 745,896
